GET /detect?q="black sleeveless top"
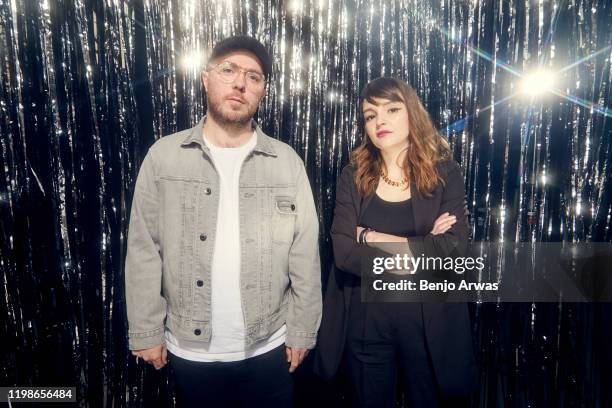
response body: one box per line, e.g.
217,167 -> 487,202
360,193 -> 416,237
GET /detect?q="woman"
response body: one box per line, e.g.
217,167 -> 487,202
314,77 -> 477,407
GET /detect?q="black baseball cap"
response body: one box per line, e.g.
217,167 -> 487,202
209,35 -> 272,79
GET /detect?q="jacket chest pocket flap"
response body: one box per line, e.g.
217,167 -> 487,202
272,195 -> 297,245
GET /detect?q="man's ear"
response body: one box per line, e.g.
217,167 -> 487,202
201,70 -> 209,93
259,84 -> 267,100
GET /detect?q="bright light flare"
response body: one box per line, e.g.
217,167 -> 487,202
181,50 -> 205,71
520,69 -> 557,97
290,0 -> 303,13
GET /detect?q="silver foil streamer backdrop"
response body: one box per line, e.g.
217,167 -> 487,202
1,0 -> 611,406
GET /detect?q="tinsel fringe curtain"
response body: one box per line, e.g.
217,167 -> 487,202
1,0 -> 611,406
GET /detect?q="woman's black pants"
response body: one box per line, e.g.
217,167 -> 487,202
346,289 -> 439,408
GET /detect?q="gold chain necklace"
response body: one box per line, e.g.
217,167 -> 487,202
380,171 -> 408,187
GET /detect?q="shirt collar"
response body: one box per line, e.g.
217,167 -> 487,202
180,115 -> 277,157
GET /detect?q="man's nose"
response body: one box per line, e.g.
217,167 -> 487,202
232,72 -> 247,90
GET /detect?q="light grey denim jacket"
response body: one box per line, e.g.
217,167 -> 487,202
125,117 -> 322,351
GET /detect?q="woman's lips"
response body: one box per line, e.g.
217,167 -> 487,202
376,130 -> 391,138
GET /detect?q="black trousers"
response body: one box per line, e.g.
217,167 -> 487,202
168,344 -> 293,408
346,289 -> 439,408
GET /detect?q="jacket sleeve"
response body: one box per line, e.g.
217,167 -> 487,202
124,149 -> 167,350
330,166 -> 370,277
285,163 -> 322,349
407,160 -> 469,258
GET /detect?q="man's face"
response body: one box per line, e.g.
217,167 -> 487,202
202,50 -> 267,127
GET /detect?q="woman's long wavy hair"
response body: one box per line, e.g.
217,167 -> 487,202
351,77 -> 451,197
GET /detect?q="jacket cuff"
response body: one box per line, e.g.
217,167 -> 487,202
285,330 -> 317,349
128,327 -> 165,350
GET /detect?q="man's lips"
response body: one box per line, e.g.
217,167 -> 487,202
376,130 -> 392,138
227,96 -> 246,104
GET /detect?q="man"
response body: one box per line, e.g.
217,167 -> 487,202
125,35 -> 322,407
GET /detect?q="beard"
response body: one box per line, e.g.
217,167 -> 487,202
207,96 -> 257,128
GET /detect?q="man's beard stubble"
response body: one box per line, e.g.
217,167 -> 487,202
207,97 -> 256,128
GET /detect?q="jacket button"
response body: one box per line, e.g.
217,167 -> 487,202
205,188 -> 211,195
196,280 -> 203,287
199,234 -> 207,241
290,204 -> 296,211
194,329 -> 201,335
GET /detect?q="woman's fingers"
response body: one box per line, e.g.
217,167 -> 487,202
433,216 -> 455,228
433,212 -> 450,224
433,213 -> 454,225
433,225 -> 450,235
434,220 -> 455,233
431,214 -> 457,235
437,217 -> 456,229
433,215 -> 453,229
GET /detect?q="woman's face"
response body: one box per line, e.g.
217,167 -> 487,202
362,96 -> 410,154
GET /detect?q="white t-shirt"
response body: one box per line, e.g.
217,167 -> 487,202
164,130 -> 286,362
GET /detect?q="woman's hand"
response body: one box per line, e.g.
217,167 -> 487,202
357,226 -> 380,243
430,212 -> 457,235
357,212 -> 457,242
356,226 -> 403,243
356,226 -> 366,242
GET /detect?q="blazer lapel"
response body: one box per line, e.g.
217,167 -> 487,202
410,182 -> 437,235
358,194 -> 375,223
351,171 -> 375,223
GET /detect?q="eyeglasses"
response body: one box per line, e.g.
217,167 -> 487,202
207,61 -> 265,88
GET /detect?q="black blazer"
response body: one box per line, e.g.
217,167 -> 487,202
314,160 -> 478,397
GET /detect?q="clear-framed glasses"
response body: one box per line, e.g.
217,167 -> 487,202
207,61 -> 265,88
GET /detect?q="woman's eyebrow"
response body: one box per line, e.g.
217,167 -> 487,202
363,100 -> 401,113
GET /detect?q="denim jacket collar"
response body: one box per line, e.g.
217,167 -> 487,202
180,116 -> 277,157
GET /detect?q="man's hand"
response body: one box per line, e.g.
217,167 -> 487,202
131,343 -> 167,370
285,346 -> 309,373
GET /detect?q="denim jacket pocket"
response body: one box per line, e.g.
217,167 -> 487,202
272,195 -> 297,245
